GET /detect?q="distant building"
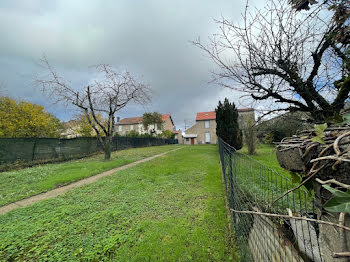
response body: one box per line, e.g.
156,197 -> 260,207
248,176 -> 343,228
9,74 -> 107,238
184,109 -> 255,144
174,129 -> 183,144
115,114 -> 175,136
183,133 -> 198,145
61,120 -> 80,138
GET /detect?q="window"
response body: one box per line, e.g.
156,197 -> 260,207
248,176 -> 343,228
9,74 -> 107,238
130,125 -> 134,130
119,125 -> 122,132
205,121 -> 210,128
186,138 -> 189,141
205,132 -> 211,143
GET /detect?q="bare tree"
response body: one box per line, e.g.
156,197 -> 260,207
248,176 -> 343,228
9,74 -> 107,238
36,56 -> 151,160
193,0 -> 349,121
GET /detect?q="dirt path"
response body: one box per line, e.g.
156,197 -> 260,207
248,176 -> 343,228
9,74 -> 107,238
0,147 -> 182,215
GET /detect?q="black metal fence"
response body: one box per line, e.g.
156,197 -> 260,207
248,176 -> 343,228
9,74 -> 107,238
0,136 -> 177,165
218,138 -> 323,262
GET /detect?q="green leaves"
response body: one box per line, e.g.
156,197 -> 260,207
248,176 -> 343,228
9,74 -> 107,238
142,112 -> 163,131
0,96 -> 63,138
323,185 -> 349,197
290,172 -> 301,184
326,112 -> 350,125
311,123 -> 327,144
291,172 -> 314,197
326,112 -> 344,124
323,185 -> 350,213
314,123 -> 327,136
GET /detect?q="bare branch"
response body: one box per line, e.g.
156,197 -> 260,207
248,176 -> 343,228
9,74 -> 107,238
230,208 -> 350,232
315,178 -> 350,189
36,57 -> 151,159
193,0 -> 349,121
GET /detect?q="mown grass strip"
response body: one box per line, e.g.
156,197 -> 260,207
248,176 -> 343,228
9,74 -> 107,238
0,145 -> 237,261
0,145 -> 181,207
0,148 -> 181,215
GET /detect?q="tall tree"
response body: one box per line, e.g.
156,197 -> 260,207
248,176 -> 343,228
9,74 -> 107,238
193,0 -> 349,121
142,112 -> 163,135
215,98 -> 243,149
0,96 -> 63,138
37,56 -> 151,160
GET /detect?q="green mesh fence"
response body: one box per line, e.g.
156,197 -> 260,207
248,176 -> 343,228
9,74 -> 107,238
0,137 -> 177,165
218,138 -> 323,262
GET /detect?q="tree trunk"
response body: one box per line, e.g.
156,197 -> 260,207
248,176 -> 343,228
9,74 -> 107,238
104,136 -> 112,160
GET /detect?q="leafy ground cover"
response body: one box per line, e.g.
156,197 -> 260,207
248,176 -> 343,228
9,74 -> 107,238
0,145 -> 180,207
0,145 -> 237,261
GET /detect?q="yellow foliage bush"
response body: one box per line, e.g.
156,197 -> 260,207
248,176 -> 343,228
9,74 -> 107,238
0,96 -> 62,138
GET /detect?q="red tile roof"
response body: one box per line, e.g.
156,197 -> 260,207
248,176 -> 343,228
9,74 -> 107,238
162,114 -> 170,121
196,108 -> 254,121
118,116 -> 143,125
196,111 -> 216,121
118,114 -> 171,125
238,108 -> 254,112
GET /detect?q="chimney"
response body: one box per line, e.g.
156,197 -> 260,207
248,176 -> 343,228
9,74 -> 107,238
117,117 -> 120,122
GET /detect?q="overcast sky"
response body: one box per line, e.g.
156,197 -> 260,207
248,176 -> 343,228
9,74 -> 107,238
0,0 -> 262,130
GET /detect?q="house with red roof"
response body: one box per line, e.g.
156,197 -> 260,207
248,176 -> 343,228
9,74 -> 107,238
115,114 -> 175,136
184,109 -> 254,144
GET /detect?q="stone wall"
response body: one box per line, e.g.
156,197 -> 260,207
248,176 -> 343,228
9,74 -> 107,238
116,123 -> 140,135
248,215 -> 305,262
185,119 -> 217,144
175,132 -> 184,144
276,127 -> 350,262
163,117 -> 174,132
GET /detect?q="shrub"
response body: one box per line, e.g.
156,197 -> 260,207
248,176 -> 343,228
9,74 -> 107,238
243,117 -> 257,155
0,96 -> 63,138
127,130 -> 140,137
159,130 -> 175,139
264,133 -> 274,144
215,98 -> 243,149
257,112 -> 310,142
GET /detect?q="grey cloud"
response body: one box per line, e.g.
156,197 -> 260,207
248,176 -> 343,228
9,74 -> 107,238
0,0 -> 258,130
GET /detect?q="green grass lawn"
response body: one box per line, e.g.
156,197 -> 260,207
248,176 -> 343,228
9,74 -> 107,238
237,143 -> 311,212
239,143 -> 290,178
0,145 -> 181,207
0,145 -> 237,261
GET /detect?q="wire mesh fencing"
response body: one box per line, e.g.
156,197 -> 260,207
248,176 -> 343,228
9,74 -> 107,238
218,138 -> 323,262
0,136 -> 177,166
